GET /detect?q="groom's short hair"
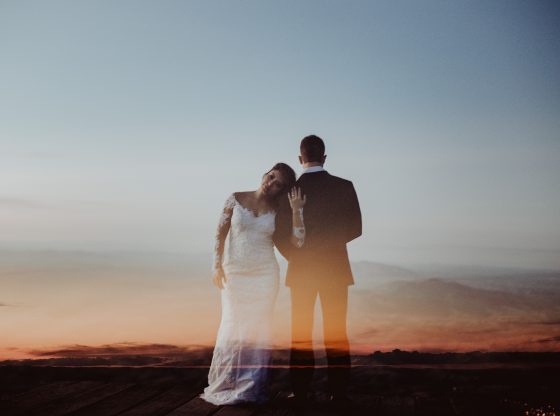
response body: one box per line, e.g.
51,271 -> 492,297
300,135 -> 325,163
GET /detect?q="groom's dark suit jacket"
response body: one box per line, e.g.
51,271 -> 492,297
274,170 -> 362,287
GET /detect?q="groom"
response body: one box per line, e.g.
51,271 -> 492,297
274,135 -> 362,405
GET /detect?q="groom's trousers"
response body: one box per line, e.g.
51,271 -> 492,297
289,283 -> 351,398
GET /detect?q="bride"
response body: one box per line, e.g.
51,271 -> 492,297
201,162 -> 306,405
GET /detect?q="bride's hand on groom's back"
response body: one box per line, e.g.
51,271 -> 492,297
212,267 -> 227,289
288,187 -> 306,211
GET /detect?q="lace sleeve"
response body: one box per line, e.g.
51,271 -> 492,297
212,194 -> 235,274
291,207 -> 305,248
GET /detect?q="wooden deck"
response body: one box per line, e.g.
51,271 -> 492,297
0,364 -> 557,415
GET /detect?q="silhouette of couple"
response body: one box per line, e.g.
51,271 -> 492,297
201,135 -> 362,408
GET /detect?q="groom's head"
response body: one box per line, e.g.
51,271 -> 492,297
299,135 -> 326,167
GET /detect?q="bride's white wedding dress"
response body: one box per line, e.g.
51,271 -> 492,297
201,193 -> 281,405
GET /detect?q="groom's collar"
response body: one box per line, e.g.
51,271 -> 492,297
301,165 -> 325,174
298,165 -> 326,179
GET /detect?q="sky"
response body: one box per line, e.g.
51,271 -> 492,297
1,0 -> 560,269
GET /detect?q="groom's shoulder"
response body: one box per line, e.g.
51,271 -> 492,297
324,172 -> 354,188
298,171 -> 354,187
330,173 -> 351,183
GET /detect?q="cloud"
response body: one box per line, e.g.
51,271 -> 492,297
537,320 -> 560,325
357,328 -> 381,338
18,342 -> 216,367
534,335 -> 560,344
0,197 -> 44,209
514,320 -> 560,325
26,342 -> 203,357
19,151 -> 60,159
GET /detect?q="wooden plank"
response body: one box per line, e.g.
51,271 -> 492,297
274,391 -> 376,416
2,380 -> 81,402
1,380 -> 105,416
381,395 -> 415,416
213,403 -> 259,416
252,391 -> 295,416
165,396 -> 222,416
117,385 -> 200,416
0,378 -> 48,401
69,384 -> 169,416
254,390 -> 382,416
253,408 -> 294,416
335,394 -> 384,416
449,392 -> 515,416
0,380 -> 75,414
31,382 -> 134,416
414,395 -> 458,416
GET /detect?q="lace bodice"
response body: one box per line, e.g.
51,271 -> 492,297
212,193 -> 304,277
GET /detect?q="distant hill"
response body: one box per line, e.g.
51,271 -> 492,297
451,272 -> 560,295
351,261 -> 423,288
351,277 -> 560,319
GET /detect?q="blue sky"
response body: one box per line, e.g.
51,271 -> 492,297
1,0 -> 559,268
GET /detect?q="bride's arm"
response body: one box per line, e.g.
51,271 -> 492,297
212,194 -> 235,289
288,187 -> 306,248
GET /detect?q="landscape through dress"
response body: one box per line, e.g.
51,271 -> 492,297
201,194 -> 281,405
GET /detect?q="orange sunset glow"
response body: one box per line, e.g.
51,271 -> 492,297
2,1 -> 560,370
2,250 -> 559,362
